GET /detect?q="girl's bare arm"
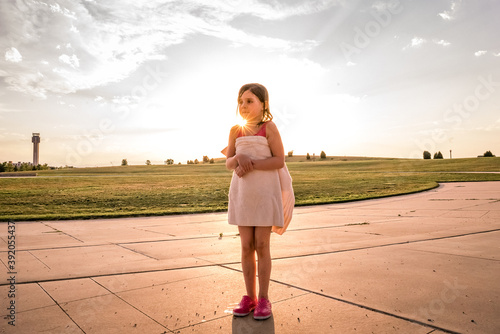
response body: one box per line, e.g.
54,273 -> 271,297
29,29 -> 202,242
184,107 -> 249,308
251,121 -> 285,170
225,126 -> 253,172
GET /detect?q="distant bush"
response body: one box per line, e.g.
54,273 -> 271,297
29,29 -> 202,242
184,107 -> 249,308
423,151 -> 431,159
165,159 -> 174,165
320,151 -> 327,159
288,150 -> 294,157
306,153 -> 310,160
483,150 -> 495,157
433,151 -> 443,159
146,160 -> 151,165
121,159 -> 128,166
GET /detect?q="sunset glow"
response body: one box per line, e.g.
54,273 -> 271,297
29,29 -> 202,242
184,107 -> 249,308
1,1 -> 499,166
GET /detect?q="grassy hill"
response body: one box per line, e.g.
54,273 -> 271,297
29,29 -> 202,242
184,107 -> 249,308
1,157 -> 499,221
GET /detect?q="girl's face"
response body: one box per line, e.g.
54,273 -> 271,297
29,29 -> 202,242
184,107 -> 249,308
238,90 -> 264,124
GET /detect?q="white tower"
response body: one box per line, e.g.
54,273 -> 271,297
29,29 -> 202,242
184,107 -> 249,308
32,133 -> 40,166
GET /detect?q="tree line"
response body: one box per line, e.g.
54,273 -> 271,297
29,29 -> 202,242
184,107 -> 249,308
288,151 -> 328,160
120,156 -> 216,166
0,162 -> 49,173
115,149 -> 498,168
423,150 -> 495,159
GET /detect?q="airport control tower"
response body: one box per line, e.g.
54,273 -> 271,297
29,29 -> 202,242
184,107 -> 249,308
32,133 -> 40,166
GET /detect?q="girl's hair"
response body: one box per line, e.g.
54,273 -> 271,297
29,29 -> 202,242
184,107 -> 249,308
237,83 -> 273,125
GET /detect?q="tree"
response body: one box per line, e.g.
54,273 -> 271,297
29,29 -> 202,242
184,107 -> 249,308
320,151 -> 327,159
194,159 -> 199,164
423,151 -> 431,159
483,150 -> 495,157
203,156 -> 210,163
121,159 -> 128,166
146,160 -> 151,165
288,150 -> 294,157
165,159 -> 174,165
209,158 -> 215,164
433,151 -> 443,159
306,153 -> 310,160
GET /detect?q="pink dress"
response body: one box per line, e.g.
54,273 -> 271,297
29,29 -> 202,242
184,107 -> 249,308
227,123 -> 294,234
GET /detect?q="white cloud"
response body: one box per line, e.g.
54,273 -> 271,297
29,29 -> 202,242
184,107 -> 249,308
5,47 -> 22,63
403,37 -> 450,50
438,12 -> 452,20
371,0 -> 402,13
410,37 -> 426,47
434,39 -> 451,47
58,54 -> 80,68
48,2 -> 77,19
112,95 -> 140,106
403,37 -> 426,50
403,38 -> 449,51
438,0 -> 462,21
0,0 -> 331,99
187,0 -> 339,21
474,50 -> 487,57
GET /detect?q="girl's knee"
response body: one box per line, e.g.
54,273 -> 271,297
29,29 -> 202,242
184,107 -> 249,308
241,241 -> 255,255
255,240 -> 270,255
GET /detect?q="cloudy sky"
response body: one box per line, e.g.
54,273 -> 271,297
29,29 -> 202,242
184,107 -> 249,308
1,0 -> 499,167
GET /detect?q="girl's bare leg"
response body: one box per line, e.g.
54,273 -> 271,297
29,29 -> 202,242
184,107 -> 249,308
254,226 -> 272,300
238,226 -> 257,299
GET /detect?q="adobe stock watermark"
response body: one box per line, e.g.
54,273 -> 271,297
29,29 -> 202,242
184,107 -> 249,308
410,74 -> 499,159
273,105 -> 296,134
340,0 -> 403,63
281,229 -> 337,286
6,221 -> 17,327
417,277 -> 468,321
65,64 -> 168,165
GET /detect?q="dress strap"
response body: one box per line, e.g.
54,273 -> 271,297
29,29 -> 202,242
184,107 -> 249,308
254,122 -> 267,137
236,122 -> 268,138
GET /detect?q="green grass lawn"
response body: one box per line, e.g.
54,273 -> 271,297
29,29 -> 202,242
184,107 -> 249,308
1,157 -> 499,221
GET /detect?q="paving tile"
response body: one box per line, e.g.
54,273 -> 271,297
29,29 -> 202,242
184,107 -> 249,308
1,181 -> 499,334
270,243 -> 500,334
94,265 -> 304,332
22,245 -> 156,282
121,235 -> 241,264
40,278 -> 110,304
1,305 -> 82,334
177,293 -> 441,334
60,292 -> 169,333
1,283 -> 54,313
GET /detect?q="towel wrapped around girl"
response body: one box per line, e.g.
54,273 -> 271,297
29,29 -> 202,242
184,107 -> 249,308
227,136 -> 294,235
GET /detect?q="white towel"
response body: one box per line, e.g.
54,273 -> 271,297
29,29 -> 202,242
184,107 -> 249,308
224,136 -> 294,234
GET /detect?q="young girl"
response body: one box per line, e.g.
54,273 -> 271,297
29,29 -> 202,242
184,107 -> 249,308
224,83 -> 294,320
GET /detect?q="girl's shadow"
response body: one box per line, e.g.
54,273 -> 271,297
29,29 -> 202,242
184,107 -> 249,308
232,315 -> 275,334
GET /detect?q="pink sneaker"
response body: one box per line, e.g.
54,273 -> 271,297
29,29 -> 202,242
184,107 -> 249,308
253,298 -> 272,320
233,295 -> 257,317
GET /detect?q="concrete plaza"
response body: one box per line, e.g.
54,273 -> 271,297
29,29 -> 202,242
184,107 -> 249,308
1,181 -> 499,333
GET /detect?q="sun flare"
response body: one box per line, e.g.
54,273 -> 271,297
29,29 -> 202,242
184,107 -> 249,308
236,116 -> 247,127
